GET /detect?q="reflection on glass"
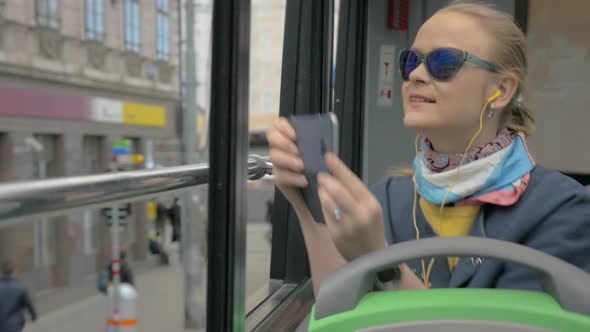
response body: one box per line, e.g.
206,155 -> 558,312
246,0 -> 286,309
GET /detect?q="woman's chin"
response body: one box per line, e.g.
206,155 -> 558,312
403,114 -> 438,132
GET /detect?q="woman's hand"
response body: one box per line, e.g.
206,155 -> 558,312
317,153 -> 389,261
267,118 -> 388,261
266,118 -> 309,213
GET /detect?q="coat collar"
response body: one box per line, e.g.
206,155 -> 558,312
448,211 -> 487,287
405,207 -> 488,288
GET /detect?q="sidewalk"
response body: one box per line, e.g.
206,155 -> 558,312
24,223 -> 272,332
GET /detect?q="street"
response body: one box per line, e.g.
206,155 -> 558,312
24,222 -> 272,332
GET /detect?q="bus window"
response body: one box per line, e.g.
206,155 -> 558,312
246,0 -> 287,311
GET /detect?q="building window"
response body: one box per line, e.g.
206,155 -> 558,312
36,0 -> 60,29
125,0 -> 141,52
156,0 -> 169,60
86,0 -> 105,40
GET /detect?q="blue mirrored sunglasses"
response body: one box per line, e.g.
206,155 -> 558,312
399,48 -> 497,82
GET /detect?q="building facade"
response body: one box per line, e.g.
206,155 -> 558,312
0,0 -> 180,296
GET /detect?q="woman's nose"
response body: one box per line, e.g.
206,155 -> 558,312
408,62 -> 430,84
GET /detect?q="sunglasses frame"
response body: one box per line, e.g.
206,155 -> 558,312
399,48 -> 497,82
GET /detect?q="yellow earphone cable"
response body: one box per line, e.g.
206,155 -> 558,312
413,96 -> 495,287
439,99 -> 491,214
412,134 -> 435,287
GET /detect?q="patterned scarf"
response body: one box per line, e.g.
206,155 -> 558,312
413,129 -> 535,206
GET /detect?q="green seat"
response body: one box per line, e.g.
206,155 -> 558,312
308,237 -> 590,332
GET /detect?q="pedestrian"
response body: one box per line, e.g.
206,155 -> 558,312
155,201 -> 170,265
155,201 -> 169,244
0,261 -> 37,332
168,197 -> 181,243
107,250 -> 134,286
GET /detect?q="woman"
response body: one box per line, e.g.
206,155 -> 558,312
266,0 -> 590,295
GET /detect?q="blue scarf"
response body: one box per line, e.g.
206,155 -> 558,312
413,132 -> 535,206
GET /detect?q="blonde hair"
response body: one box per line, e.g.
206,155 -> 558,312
391,1 -> 535,177
439,0 -> 535,136
390,165 -> 415,177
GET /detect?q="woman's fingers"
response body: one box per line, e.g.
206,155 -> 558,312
318,185 -> 341,235
324,153 -> 371,200
276,117 -> 297,141
273,166 -> 308,188
318,185 -> 336,220
318,184 -> 364,262
267,126 -> 298,155
267,117 -> 308,189
317,172 -> 358,219
318,155 -> 387,261
269,149 -> 304,173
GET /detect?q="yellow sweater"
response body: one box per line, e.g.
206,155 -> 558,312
419,197 -> 480,271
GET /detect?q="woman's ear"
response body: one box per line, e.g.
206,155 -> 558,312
491,75 -> 518,109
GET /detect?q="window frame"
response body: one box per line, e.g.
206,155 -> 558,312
514,0 -> 529,34
207,0 -> 251,329
244,0 -> 375,330
246,0 -> 339,330
85,0 -> 105,41
36,0 -> 61,30
124,0 -> 141,53
156,0 -> 170,60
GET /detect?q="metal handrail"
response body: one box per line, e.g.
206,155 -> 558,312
0,155 -> 272,228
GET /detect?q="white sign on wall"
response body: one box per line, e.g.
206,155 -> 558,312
377,45 -> 396,107
91,98 -> 123,123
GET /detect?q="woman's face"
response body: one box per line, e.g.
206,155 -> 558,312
402,11 -> 499,152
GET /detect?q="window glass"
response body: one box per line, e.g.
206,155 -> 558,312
246,0 -> 286,305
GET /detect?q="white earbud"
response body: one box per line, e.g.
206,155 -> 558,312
487,103 -> 495,118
